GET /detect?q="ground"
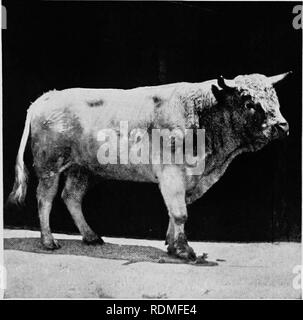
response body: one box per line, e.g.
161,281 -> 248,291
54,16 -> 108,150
2,229 -> 301,299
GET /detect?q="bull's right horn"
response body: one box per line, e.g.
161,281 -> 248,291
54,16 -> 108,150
268,71 -> 293,86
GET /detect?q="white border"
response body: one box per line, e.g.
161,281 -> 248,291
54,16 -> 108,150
0,0 -> 302,301
0,0 -> 5,300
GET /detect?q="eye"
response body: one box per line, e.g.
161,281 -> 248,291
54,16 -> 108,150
244,101 -> 255,110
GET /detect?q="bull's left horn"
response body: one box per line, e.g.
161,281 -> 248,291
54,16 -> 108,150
217,75 -> 236,90
268,71 -> 293,86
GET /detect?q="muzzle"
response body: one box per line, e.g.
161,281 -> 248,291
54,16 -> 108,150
274,121 -> 289,138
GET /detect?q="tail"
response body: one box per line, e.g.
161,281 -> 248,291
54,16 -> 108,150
8,109 -> 32,205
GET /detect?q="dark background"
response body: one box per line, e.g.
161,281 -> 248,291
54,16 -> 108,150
3,1 -> 302,241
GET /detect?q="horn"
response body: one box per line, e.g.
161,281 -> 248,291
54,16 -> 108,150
268,71 -> 293,86
217,75 -> 236,90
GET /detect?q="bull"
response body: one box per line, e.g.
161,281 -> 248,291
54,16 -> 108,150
9,72 -> 290,260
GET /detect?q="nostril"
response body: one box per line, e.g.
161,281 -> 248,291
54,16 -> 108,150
279,122 -> 289,131
277,122 -> 289,136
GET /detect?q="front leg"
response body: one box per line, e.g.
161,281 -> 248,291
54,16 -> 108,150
165,217 -> 174,246
159,166 -> 196,261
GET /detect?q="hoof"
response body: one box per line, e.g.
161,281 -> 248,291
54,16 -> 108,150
167,246 -> 196,261
175,246 -> 197,261
167,233 -> 197,261
83,234 -> 104,245
42,238 -> 61,250
167,244 -> 176,255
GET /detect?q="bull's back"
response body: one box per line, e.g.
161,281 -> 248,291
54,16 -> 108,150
30,83 -> 185,129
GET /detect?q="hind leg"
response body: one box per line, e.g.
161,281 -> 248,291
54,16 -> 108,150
37,174 -> 61,250
62,169 -> 103,245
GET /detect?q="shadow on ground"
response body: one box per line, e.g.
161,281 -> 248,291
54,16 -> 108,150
4,238 -> 218,266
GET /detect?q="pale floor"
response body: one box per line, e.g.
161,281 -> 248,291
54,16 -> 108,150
2,229 -> 302,299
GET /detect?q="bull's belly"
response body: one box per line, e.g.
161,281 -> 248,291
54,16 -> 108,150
82,162 -> 159,183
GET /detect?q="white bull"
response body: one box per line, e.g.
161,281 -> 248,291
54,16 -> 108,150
9,72 -> 290,260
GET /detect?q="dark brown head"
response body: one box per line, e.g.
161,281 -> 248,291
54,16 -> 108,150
211,72 -> 291,149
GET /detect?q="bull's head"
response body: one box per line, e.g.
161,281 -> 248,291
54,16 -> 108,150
211,72 -> 291,149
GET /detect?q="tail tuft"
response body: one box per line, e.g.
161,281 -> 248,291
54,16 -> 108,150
8,108 -> 32,205
8,159 -> 29,205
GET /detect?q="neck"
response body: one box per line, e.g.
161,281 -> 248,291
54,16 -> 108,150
179,80 -> 218,122
180,81 -> 246,172
184,86 -> 252,203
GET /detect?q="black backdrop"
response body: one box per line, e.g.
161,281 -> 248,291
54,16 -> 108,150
3,1 -> 302,241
